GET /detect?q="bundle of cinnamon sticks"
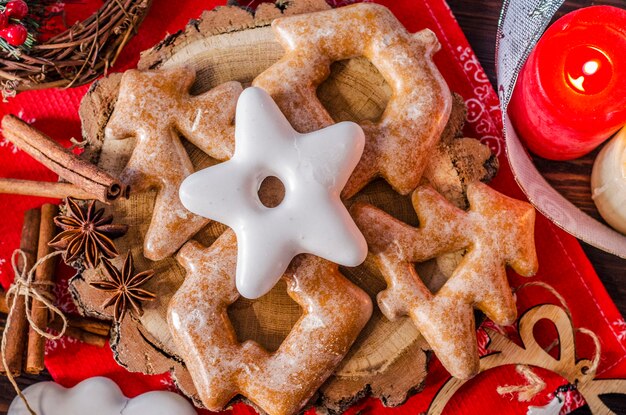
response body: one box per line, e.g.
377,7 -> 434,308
0,206 -> 111,377
0,115 -> 129,204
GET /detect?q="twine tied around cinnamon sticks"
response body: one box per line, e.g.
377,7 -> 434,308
1,249 -> 68,415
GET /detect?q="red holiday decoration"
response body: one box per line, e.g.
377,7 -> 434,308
4,0 -> 28,20
1,23 -> 27,46
509,6 -> 626,160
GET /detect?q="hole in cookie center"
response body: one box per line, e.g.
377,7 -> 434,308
258,176 -> 285,208
227,279 -> 302,352
317,57 -> 392,123
414,249 -> 467,295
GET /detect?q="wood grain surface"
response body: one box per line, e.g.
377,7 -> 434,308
1,0 -> 625,413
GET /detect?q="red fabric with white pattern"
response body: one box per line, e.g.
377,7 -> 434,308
1,1 -> 624,414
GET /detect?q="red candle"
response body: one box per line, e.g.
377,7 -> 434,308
509,6 -> 626,161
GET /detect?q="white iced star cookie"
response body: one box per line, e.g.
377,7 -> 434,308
179,87 -> 367,299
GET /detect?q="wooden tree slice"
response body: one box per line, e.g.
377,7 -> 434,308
76,1 -> 496,411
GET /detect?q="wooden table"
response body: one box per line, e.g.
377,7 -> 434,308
1,1 -> 625,414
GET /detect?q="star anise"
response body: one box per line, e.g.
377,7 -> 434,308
48,197 -> 128,268
89,252 -> 157,322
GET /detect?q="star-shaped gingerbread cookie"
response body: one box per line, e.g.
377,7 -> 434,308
179,87 -> 367,299
169,230 -> 372,415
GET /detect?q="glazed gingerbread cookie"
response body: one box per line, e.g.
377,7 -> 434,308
178,87 -> 368,300
352,182 -> 538,379
168,230 -> 372,415
105,66 -> 242,260
254,3 -> 452,198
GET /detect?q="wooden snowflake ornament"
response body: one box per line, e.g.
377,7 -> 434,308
351,182 -> 538,379
105,66 -> 243,261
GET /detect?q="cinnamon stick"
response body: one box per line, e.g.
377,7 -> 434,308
1,115 -> 128,203
0,291 -> 109,348
0,178 -> 96,200
47,319 -> 108,348
25,203 -> 59,374
64,315 -> 111,337
1,209 -> 40,376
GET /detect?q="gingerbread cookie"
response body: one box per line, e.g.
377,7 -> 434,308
351,182 -> 538,379
179,87 -> 367,299
254,3 -> 452,198
105,66 -> 242,260
168,230 -> 372,415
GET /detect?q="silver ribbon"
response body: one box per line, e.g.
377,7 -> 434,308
496,0 -> 626,258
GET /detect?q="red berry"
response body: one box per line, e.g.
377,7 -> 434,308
1,23 -> 27,46
0,13 -> 7,29
4,1 -> 28,20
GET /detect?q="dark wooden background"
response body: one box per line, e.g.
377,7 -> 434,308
1,0 -> 625,413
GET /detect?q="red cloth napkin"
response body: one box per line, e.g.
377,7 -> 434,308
2,1 -> 625,414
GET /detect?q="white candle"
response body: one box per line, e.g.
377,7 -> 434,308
591,126 -> 626,234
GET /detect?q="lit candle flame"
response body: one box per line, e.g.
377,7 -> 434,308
565,47 -> 613,95
567,74 -> 586,92
583,59 -> 600,75
568,60 -> 601,92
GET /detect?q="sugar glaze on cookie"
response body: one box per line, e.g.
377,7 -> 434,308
254,3 -> 452,198
179,87 -> 367,299
168,231 -> 372,415
105,66 -> 242,260
352,182 -> 538,379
